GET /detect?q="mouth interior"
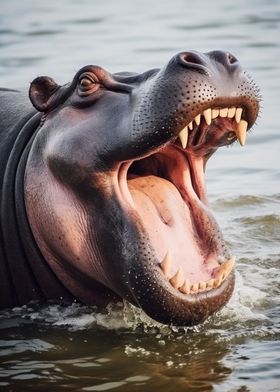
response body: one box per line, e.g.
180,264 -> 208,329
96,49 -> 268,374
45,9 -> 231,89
121,107 -> 246,294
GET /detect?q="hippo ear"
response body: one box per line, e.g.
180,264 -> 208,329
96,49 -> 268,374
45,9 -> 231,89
29,76 -> 59,112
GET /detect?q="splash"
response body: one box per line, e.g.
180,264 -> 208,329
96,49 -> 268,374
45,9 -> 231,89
0,268 -> 269,336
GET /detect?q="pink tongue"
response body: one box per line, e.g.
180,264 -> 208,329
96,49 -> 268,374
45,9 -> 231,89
128,175 -> 217,283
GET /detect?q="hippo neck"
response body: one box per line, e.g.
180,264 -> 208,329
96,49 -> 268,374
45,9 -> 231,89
0,111 -> 74,308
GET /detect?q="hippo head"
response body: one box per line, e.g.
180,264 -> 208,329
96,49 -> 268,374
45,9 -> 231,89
27,51 -> 260,326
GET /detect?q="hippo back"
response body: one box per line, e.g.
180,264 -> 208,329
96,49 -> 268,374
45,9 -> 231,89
0,89 -> 34,184
0,89 -> 31,136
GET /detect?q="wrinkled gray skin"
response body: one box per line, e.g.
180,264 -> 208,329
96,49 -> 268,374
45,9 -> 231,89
1,51 -> 260,325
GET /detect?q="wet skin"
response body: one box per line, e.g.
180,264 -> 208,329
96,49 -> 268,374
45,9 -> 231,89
22,51 -> 260,325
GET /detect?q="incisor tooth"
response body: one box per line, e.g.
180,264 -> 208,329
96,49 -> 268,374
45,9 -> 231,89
235,107 -> 243,123
219,108 -> 228,117
179,279 -> 190,294
203,108 -> 212,125
160,250 -> 172,277
236,120 -> 248,146
194,114 -> 201,126
178,126 -> 188,149
191,282 -> 199,292
228,107 -> 236,118
169,268 -> 184,289
199,281 -> 206,291
212,109 -> 219,119
188,121 -> 193,131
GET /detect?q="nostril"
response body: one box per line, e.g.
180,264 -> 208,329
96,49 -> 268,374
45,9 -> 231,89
227,52 -> 238,65
176,52 -> 209,75
181,52 -> 204,66
183,53 -> 201,64
208,50 -> 240,70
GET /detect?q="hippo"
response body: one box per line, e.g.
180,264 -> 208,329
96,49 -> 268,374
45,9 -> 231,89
0,51 -> 260,326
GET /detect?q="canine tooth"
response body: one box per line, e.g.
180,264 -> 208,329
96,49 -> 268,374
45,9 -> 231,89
160,250 -> 172,277
212,109 -> 219,119
213,277 -> 223,288
188,121 -> 193,131
203,108 -> 212,125
235,107 -> 243,123
178,126 -> 188,149
191,282 -> 199,292
228,107 -> 236,118
179,279 -> 190,294
213,256 -> 235,281
194,114 -> 201,126
221,257 -> 235,276
170,268 -> 184,289
236,120 -> 248,146
199,281 -> 206,291
219,108 -> 228,117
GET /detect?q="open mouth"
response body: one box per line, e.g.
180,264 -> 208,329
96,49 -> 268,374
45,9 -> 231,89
117,104 -> 250,303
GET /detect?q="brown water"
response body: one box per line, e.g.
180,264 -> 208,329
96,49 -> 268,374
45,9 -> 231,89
0,0 -> 279,391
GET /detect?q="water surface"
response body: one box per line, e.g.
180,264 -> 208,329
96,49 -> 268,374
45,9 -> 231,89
0,0 -> 279,391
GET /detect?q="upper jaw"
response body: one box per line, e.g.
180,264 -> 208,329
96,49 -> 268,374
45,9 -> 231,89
176,99 -> 257,151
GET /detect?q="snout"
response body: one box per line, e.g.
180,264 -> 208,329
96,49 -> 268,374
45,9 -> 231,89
174,50 -> 241,75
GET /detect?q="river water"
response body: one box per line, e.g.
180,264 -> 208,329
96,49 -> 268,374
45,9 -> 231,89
0,0 -> 279,391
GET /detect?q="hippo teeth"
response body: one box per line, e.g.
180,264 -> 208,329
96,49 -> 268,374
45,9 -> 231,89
160,254 -> 235,295
236,119 -> 248,146
169,267 -> 184,289
179,279 -> 190,294
235,107 -> 243,122
160,250 -> 172,277
212,109 -> 219,119
178,126 -> 189,149
177,106 -> 248,148
194,114 -> 201,125
213,257 -> 235,279
203,108 -> 212,125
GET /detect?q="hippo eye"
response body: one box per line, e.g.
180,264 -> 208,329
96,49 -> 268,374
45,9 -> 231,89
78,73 -> 99,95
80,77 -> 94,88
79,76 -> 95,90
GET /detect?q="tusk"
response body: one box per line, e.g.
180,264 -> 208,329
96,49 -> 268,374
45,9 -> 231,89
160,250 -> 172,277
178,126 -> 189,149
236,120 -> 248,146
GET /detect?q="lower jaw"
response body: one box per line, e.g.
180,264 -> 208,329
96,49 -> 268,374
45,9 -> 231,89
96,185 -> 235,326
112,148 -> 234,321
127,172 -> 230,291
124,253 -> 236,326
